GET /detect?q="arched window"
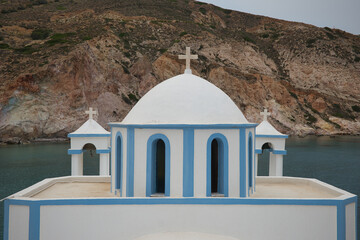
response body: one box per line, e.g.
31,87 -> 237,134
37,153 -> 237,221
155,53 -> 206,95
248,132 -> 253,188
115,132 -> 122,192
146,134 -> 170,197
207,133 -> 228,197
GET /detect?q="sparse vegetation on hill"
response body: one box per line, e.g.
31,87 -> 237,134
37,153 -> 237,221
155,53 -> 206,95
0,0 -> 359,143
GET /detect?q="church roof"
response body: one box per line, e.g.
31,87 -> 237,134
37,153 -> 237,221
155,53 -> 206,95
69,119 -> 110,136
256,120 -> 285,136
122,73 -> 248,124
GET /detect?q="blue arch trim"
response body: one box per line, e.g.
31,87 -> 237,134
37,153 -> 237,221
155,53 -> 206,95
115,132 -> 123,194
240,129 -> 246,197
206,133 -> 229,197
183,128 -> 194,197
126,128 -> 134,197
248,132 -> 253,189
146,134 -> 171,197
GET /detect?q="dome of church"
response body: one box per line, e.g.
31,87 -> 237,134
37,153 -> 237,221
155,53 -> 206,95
122,74 -> 248,124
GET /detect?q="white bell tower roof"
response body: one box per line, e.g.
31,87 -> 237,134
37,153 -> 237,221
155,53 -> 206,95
70,119 -> 110,136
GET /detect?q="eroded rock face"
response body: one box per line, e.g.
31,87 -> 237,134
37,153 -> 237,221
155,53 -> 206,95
0,0 -> 359,143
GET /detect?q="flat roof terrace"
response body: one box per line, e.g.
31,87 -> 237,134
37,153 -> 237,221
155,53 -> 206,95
6,176 -> 348,200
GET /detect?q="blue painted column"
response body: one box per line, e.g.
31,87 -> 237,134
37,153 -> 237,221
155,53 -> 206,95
240,128 -> 246,197
126,127 -> 134,197
183,128 -> 194,197
29,203 -> 40,240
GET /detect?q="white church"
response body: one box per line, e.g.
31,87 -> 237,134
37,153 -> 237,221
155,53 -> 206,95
3,47 -> 357,240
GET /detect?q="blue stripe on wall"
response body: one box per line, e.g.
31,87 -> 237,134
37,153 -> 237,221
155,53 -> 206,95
3,200 -> 9,240
240,128 -> 246,197
126,127 -> 134,197
29,203 -> 40,240
6,196 -> 355,206
337,201 -> 345,240
183,128 -> 194,197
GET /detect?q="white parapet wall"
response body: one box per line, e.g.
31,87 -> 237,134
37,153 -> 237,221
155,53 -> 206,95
3,176 -> 357,240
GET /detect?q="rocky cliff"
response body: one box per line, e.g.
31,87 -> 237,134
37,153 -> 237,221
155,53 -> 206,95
0,0 -> 359,143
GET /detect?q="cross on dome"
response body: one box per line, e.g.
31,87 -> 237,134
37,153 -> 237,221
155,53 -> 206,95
85,107 -> 97,120
178,47 -> 198,74
260,108 -> 271,121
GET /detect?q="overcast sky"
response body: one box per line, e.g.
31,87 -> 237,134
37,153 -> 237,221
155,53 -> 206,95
200,0 -> 360,35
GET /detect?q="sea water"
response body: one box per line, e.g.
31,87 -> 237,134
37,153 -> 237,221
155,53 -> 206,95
0,136 -> 359,238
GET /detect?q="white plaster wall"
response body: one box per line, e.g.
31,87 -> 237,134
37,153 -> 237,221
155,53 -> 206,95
255,137 -> 286,151
133,129 -> 183,197
111,127 -> 127,196
346,202 -> 356,240
39,204 -> 338,240
9,205 -> 29,240
71,137 -> 110,150
194,129 -> 239,197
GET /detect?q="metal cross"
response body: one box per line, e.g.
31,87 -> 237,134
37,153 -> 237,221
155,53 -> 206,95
85,107 -> 97,120
260,108 -> 271,121
178,47 -> 198,74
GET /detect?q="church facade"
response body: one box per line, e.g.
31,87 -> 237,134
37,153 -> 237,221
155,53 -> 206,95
109,73 -> 257,199
2,48 -> 357,240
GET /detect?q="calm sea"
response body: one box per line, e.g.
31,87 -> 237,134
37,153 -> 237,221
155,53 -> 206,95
0,136 -> 359,239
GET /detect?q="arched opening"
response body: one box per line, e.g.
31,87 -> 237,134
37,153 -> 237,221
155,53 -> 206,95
248,133 -> 253,188
153,139 -> 165,194
207,134 -> 228,197
146,134 -> 170,197
211,139 -> 219,193
82,143 -> 99,175
257,142 -> 273,176
115,135 -> 122,191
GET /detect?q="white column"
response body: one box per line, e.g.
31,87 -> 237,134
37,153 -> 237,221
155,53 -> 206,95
99,153 -> 109,176
269,153 -> 283,176
269,152 -> 276,176
71,153 -> 83,176
274,154 -> 283,176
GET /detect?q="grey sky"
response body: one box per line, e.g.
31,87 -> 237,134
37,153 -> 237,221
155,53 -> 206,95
200,0 -> 360,35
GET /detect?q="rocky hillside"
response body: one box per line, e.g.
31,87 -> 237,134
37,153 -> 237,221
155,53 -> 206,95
0,0 -> 359,143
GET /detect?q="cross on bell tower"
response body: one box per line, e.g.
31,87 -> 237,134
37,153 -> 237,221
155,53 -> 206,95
178,47 -> 198,74
85,107 -> 97,120
260,108 -> 271,121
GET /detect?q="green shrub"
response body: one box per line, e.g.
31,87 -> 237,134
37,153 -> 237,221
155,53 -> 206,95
306,38 -> 316,48
128,93 -> 138,102
0,35 -> 3,41
31,29 -> 51,40
261,33 -> 269,38
243,35 -> 255,44
56,5 -> 66,10
159,48 -> 167,53
352,105 -> 360,112
355,56 -> 360,62
0,43 -> 10,49
222,9 -> 232,14
324,27 -> 333,32
325,32 -> 336,40
14,45 -> 37,54
271,33 -> 280,40
179,31 -> 187,37
304,113 -> 317,124
121,93 -> 131,104
33,0 -> 48,5
194,1 -> 206,5
199,7 -> 206,15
